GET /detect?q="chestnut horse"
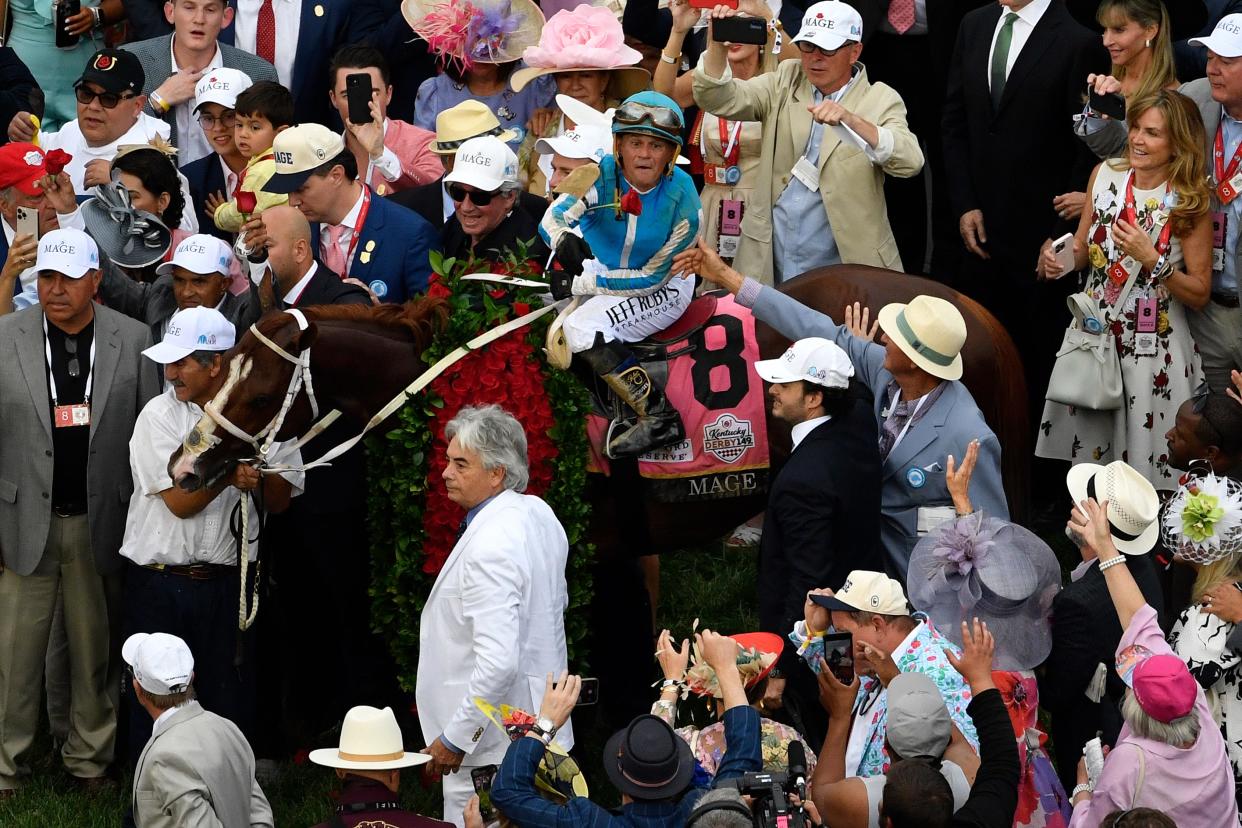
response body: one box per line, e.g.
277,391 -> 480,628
169,265 -> 1029,552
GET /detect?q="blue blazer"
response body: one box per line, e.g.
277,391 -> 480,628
310,190 -> 440,303
748,284 -> 1010,579
180,154 -> 230,244
219,0 -> 353,125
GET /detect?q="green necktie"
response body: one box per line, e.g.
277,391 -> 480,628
991,13 -> 1019,110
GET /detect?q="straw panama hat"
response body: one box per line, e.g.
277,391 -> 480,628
876,295 -> 966,381
431,100 -> 519,154
510,4 -> 650,98
1066,461 -> 1161,555
308,706 -> 431,771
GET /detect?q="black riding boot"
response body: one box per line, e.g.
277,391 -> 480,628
578,336 -> 684,459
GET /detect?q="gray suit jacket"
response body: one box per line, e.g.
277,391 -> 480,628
98,264 -> 261,344
133,701 -> 273,828
121,35 -> 279,145
748,285 -> 1009,578
0,304 -> 159,576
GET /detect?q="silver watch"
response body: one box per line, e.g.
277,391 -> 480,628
531,717 -> 558,744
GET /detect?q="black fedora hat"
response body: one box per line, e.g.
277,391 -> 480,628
602,715 -> 695,801
1067,0 -> 1208,43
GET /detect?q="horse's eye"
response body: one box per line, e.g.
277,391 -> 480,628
251,395 -> 273,409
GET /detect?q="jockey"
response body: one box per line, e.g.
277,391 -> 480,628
540,91 -> 702,459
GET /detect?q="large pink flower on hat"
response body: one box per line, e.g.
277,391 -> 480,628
521,4 -> 641,69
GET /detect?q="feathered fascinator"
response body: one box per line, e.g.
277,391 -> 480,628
402,0 -> 545,72
1161,472 -> 1242,565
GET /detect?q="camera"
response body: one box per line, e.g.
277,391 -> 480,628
708,743 -> 814,828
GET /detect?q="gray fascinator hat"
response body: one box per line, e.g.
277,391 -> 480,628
907,514 -> 1062,672
81,181 -> 171,269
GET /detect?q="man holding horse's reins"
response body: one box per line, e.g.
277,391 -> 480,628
676,242 -> 1009,580
541,90 -> 701,459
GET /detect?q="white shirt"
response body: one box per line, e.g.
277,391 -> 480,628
150,703 -> 183,738
320,188 -> 365,271
844,620 -> 924,775
281,261 -> 318,305
987,0 -> 1051,90
169,39 -> 224,165
233,0 -> 302,88
40,113 -> 172,192
440,181 -> 454,223
365,120 -> 402,184
790,415 -> 830,450
118,388 -> 305,566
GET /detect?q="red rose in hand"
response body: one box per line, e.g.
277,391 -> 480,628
43,149 -> 72,177
235,189 -> 258,215
619,188 -> 643,216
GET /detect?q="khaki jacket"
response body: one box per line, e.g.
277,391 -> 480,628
693,61 -> 923,283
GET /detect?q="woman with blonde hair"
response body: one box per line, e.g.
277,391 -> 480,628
1038,90 -> 1211,490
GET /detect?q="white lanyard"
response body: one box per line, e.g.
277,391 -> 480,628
43,315 -> 96,406
885,388 -> 928,454
722,120 -> 742,159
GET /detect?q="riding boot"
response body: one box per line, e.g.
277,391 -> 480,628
577,336 -> 684,459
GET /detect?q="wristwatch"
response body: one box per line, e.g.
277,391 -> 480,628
529,717 -> 558,745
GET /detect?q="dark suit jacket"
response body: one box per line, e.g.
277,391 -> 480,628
287,262 -> 373,310
1041,554 -> 1166,793
758,399 -> 882,672
0,47 -> 41,138
97,264 -> 261,343
351,0 -> 438,121
442,205 -> 550,267
388,179 -> 549,231
181,153 -> 232,245
941,2 -> 1106,259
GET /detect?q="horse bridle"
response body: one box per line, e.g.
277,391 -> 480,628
183,309 -> 323,465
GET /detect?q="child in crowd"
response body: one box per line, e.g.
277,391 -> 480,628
182,68 -> 253,243
211,81 -> 294,234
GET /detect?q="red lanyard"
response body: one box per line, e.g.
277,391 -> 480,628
339,187 -> 372,279
1117,173 -> 1173,260
1215,121 -> 1242,203
718,118 -> 741,168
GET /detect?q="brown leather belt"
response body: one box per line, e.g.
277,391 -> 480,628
142,563 -> 237,580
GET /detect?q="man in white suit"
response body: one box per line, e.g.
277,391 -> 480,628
124,632 -> 272,828
417,404 -> 573,828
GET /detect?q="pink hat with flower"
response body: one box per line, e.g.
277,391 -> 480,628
510,3 -> 649,97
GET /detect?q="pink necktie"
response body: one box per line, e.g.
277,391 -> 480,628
323,224 -> 348,276
887,0 -> 916,34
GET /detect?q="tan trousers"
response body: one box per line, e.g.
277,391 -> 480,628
0,515 -> 120,789
1189,300 -> 1242,393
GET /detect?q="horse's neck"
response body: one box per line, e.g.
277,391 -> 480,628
310,322 -> 427,424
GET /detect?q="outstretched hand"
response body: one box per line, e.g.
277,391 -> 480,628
945,439 -> 979,515
944,618 -> 995,693
843,301 -> 878,340
672,239 -> 743,293
657,629 -> 691,680
1067,497 -> 1120,562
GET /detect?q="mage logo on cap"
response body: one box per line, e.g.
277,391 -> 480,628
201,76 -> 228,90
47,240 -> 76,255
461,151 -> 494,167
167,322 -> 183,338
1221,18 -> 1241,35
184,242 -> 207,255
274,151 -> 295,166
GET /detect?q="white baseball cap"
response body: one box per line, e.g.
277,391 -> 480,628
142,306 -> 237,364
753,336 -> 853,389
536,123 -> 612,162
810,570 -> 910,616
193,67 -> 253,112
265,123 -> 348,194
123,632 -> 195,696
445,136 -> 519,193
1190,13 -> 1242,58
791,1 -> 864,52
35,228 -> 99,279
156,234 -> 234,278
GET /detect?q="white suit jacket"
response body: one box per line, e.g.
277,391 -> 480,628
133,701 -> 273,828
416,489 -> 573,765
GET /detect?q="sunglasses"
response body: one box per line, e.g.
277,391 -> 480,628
74,82 -> 136,110
65,336 -> 80,379
446,182 -> 501,206
197,110 -> 237,130
796,41 -> 849,57
613,101 -> 683,131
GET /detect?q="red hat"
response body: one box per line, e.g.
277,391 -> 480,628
1116,645 -> 1198,723
0,143 -> 47,197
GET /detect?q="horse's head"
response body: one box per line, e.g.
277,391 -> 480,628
169,309 -> 319,490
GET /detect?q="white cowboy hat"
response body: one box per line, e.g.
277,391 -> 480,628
876,295 -> 966,381
308,706 -> 431,771
1067,461 -> 1161,555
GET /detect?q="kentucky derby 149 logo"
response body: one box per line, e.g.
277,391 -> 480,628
702,413 -> 755,464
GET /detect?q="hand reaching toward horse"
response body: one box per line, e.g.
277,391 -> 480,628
672,240 -> 743,294
843,301 -> 878,340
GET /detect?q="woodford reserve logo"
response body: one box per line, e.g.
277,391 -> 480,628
702,413 -> 755,463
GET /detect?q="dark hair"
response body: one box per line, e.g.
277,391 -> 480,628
879,760 -> 953,828
1102,809 -> 1177,828
444,59 -> 518,86
188,349 -> 223,368
329,44 -> 391,88
1195,393 -> 1242,456
234,81 -> 295,129
310,147 -> 358,182
112,148 -> 185,230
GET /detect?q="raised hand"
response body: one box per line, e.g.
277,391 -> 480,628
944,618 -> 995,693
656,629 -> 691,680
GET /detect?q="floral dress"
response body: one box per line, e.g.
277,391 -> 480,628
1036,162 -> 1202,491
649,698 -> 816,781
1169,602 -> 1242,809
995,671 -> 1072,827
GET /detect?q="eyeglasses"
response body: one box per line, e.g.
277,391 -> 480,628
796,41 -> 848,57
613,101 -> 684,131
74,82 -> 135,110
65,336 -> 80,379
446,182 -> 500,206
197,110 -> 237,130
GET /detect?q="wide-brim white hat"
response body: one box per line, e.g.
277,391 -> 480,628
308,706 -> 431,771
876,296 -> 965,381
1067,462 -> 1161,555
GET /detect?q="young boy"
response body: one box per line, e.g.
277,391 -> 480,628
211,81 -> 293,234
182,68 -> 253,244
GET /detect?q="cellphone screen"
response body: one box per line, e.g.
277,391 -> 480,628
823,632 -> 854,685
472,765 -> 498,820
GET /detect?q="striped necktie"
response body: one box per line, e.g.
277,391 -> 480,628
990,13 -> 1019,111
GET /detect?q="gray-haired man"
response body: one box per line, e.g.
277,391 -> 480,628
416,404 -> 573,828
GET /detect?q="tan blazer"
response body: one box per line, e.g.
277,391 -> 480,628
693,61 -> 923,283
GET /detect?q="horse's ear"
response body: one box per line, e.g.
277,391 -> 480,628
257,266 -> 279,313
295,321 -> 319,351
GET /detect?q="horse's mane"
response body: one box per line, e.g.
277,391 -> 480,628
266,296 -> 450,351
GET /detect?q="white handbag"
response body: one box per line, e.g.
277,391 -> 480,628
1045,289 -> 1130,411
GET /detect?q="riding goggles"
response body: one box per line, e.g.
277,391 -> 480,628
613,101 -> 684,132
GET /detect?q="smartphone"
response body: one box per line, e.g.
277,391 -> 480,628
55,0 -> 81,49
471,765 -> 498,821
690,0 -> 737,9
1051,232 -> 1076,275
15,206 -> 39,242
712,16 -> 767,44
822,632 -> 854,685
345,72 -> 374,126
576,677 -> 599,706
1088,88 -> 1126,121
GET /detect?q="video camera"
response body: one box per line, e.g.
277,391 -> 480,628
711,742 -> 813,828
